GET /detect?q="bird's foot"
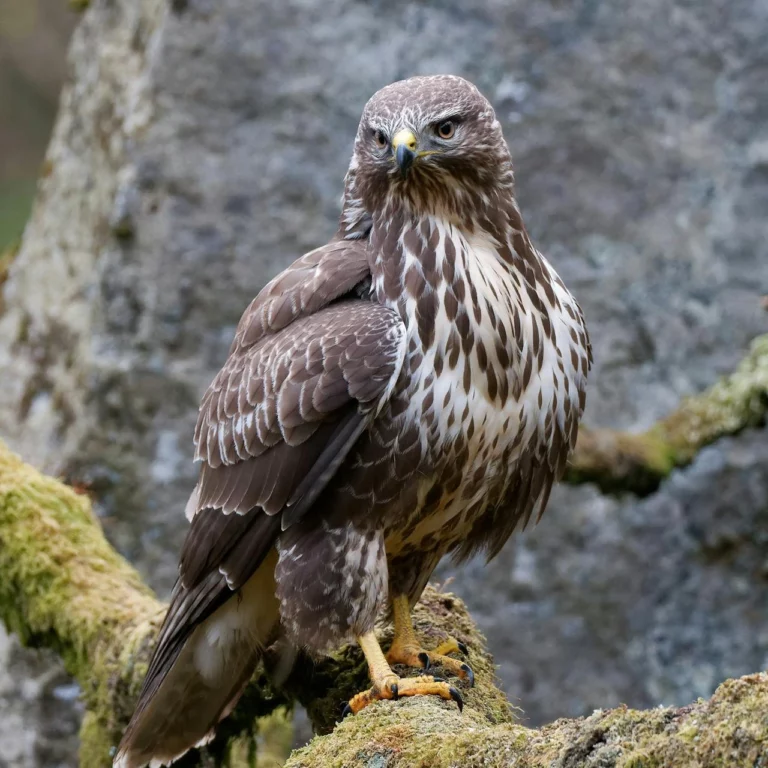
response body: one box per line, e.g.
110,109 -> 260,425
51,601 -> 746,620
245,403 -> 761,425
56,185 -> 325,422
342,674 -> 462,717
386,636 -> 474,687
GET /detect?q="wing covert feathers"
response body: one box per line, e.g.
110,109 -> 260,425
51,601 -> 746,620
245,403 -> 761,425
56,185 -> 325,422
193,299 -> 404,471
117,240 -> 407,768
230,239 -> 370,351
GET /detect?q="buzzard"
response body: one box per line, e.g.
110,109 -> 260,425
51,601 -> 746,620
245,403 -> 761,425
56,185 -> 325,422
116,75 -> 591,767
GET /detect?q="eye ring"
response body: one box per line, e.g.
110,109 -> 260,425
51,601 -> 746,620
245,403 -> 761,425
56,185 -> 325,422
436,120 -> 456,139
372,129 -> 388,149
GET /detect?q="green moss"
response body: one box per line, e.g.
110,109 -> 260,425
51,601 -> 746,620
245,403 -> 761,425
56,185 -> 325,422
619,754 -> 660,768
287,706 -> 534,768
252,708 -> 295,768
284,588 -> 524,768
286,672 -> 768,767
0,448 -> 157,672
675,725 -> 699,743
0,442 -> 162,764
79,711 -> 117,768
566,426 -> 677,495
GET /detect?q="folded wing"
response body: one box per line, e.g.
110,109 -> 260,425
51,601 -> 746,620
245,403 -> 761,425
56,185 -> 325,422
116,240 -> 405,768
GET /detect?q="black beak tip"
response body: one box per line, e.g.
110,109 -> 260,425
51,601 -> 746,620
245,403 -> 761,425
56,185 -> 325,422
396,144 -> 416,178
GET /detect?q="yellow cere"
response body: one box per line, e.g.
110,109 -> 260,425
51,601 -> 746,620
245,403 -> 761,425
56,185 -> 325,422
392,129 -> 418,151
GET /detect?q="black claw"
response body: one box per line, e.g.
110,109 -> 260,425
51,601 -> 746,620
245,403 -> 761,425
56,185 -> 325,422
418,652 -> 431,670
341,703 -> 353,719
457,641 -> 469,656
449,686 -> 464,712
431,676 -> 445,683
461,663 -> 475,688
390,683 -> 399,700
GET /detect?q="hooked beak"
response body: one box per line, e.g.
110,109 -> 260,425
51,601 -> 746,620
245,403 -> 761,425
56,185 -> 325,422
392,129 -> 417,178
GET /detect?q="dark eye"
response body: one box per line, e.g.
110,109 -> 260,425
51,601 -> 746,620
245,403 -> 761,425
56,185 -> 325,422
372,129 -> 388,148
436,120 -> 456,139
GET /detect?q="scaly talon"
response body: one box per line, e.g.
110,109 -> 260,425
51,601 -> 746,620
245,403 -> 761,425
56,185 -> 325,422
397,675 -> 462,708
342,631 -> 466,719
433,636 -> 468,658
387,642 -> 475,686
345,670 -> 400,715
386,595 -> 476,687
344,674 -> 463,716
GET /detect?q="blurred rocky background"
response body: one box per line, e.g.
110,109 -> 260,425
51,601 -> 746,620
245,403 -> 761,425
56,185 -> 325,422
0,0 -> 766,765
0,0 -> 74,251
1,3 -> 81,765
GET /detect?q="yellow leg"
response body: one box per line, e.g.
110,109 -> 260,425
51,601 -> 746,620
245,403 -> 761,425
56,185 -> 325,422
342,631 -> 463,717
386,595 -> 474,686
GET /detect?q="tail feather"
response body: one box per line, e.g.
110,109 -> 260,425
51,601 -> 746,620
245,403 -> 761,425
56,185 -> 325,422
115,550 -> 280,768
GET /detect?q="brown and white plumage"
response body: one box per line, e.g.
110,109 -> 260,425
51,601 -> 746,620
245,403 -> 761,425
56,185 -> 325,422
116,75 -> 591,767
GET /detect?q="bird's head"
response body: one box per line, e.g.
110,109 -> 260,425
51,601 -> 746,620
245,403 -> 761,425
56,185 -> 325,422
348,75 -> 513,219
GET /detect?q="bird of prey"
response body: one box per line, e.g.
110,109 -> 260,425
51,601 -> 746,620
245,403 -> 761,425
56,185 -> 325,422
116,75 -> 591,767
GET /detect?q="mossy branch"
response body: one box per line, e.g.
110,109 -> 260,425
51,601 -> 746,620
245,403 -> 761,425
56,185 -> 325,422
0,438 -> 163,762
287,672 -> 768,768
0,440 -> 287,767
568,333 -> 768,494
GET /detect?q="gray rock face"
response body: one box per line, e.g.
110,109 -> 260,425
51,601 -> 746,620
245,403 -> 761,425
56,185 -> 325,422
0,633 -> 82,768
1,0 -> 766,763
